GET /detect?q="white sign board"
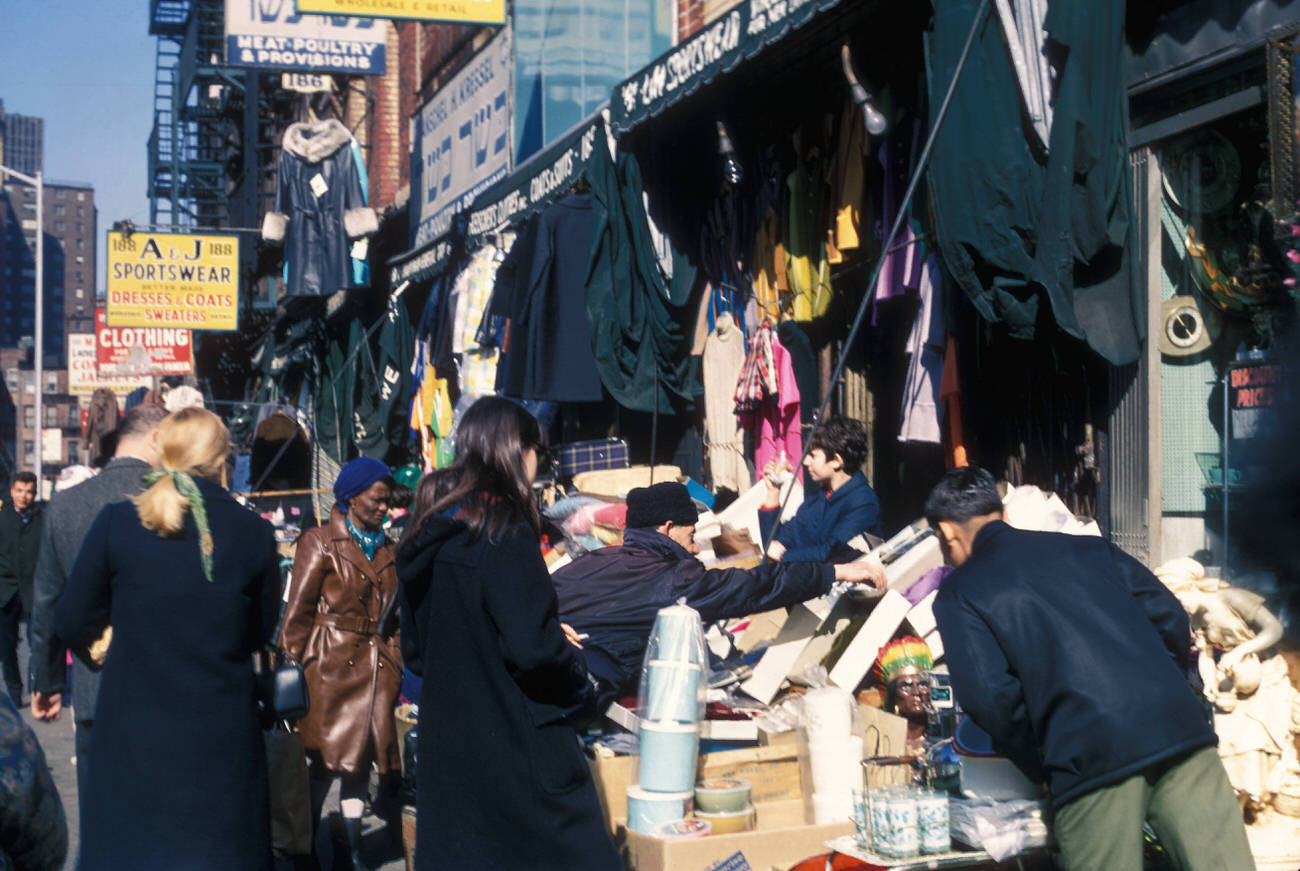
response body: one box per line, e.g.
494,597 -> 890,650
68,334 -> 152,396
412,30 -> 511,247
42,428 -> 64,465
225,1 -> 386,74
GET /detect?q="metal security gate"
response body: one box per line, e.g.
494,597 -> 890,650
1106,147 -> 1162,564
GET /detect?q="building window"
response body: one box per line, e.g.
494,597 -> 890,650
75,256 -> 84,265
24,407 -> 34,428
77,192 -> 85,202
75,223 -> 83,233
76,239 -> 84,249
23,441 -> 33,463
22,373 -> 33,395
54,204 -> 65,216
68,406 -> 79,426
4,370 -> 17,393
66,439 -> 79,461
75,288 -> 84,299
55,190 -> 65,200
77,207 -> 84,217
44,372 -> 57,393
53,221 -> 65,231
44,406 -> 58,426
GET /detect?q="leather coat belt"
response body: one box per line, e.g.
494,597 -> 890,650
314,612 -> 378,636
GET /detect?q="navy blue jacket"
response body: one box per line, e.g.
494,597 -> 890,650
759,471 -> 882,561
552,527 -> 833,698
933,522 -> 1214,808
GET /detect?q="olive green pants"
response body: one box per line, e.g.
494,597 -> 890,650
1052,745 -> 1253,871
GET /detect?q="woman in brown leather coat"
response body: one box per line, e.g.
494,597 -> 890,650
279,457 -> 400,870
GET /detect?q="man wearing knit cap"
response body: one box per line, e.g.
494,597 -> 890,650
552,482 -> 883,709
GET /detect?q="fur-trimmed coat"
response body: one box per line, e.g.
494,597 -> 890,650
262,119 -> 377,298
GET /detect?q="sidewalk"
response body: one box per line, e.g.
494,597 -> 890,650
16,639 -> 406,870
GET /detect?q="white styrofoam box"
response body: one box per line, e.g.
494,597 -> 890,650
905,590 -> 938,637
827,590 -> 911,691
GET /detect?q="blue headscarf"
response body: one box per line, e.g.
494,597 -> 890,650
334,457 -> 392,514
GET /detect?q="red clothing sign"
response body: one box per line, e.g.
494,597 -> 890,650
95,308 -> 193,376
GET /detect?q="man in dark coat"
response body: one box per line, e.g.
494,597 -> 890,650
926,466 -> 1252,871
0,470 -> 41,703
28,404 -> 167,807
552,482 -> 883,706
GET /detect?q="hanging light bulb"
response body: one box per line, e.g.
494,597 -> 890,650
841,44 -> 888,137
716,121 -> 743,187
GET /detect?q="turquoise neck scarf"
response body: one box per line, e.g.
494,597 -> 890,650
346,515 -> 385,561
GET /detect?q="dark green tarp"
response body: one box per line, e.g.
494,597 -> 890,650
926,0 -> 1142,364
585,138 -> 699,413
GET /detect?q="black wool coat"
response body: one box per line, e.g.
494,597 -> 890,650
396,516 -> 620,871
53,478 -> 281,870
0,500 -> 43,613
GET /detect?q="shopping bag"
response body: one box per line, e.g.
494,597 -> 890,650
264,724 -> 313,856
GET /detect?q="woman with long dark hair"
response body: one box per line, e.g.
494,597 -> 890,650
395,397 -> 619,870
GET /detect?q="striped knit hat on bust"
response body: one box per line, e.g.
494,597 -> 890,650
872,635 -> 934,694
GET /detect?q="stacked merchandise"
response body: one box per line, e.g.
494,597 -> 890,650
625,604 -> 708,834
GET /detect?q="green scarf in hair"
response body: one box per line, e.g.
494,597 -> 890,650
143,469 -> 214,582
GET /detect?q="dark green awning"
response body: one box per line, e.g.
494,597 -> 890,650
608,0 -> 844,135
386,115 -> 603,283
387,234 -> 455,288
464,116 -> 603,247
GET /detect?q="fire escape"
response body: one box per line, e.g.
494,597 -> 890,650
148,0 -> 271,230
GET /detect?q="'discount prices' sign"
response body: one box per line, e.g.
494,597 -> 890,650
107,231 -> 239,331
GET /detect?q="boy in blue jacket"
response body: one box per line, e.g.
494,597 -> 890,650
758,417 -> 882,561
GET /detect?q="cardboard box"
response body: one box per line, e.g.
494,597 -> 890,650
619,799 -> 853,871
590,744 -> 804,835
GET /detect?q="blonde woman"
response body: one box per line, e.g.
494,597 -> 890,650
54,408 -> 281,871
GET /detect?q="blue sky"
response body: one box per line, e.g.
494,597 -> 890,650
0,1 -> 156,291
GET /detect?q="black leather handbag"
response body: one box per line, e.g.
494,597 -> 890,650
258,651 -> 310,722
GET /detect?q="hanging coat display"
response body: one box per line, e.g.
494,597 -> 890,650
262,119 -> 378,298
489,196 -> 604,403
586,138 -> 698,413
353,296 -> 415,460
926,0 -> 1140,365
701,313 -> 751,494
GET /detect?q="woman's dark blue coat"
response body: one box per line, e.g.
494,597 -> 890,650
54,478 -> 281,871
396,516 -> 620,871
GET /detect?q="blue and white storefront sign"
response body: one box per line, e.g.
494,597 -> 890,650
225,0 -> 386,74
411,29 -> 512,248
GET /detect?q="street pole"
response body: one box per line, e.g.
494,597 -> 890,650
34,170 -> 43,493
0,164 -> 43,491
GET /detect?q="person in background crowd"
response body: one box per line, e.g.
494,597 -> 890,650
553,481 -> 884,709
29,404 -> 167,814
0,470 -> 42,704
0,690 -> 66,870
759,417 -> 882,561
383,480 -> 415,543
54,408 -> 281,870
396,397 -> 620,870
926,466 -> 1252,871
279,457 -> 402,871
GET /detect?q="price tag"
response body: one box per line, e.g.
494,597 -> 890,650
351,237 -> 369,260
310,174 -> 328,198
